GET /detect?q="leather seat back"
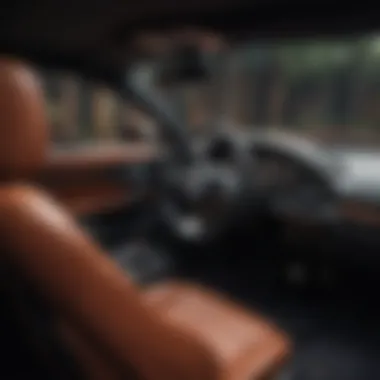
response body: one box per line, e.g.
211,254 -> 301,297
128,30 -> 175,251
0,58 -> 219,380
0,58 -> 48,181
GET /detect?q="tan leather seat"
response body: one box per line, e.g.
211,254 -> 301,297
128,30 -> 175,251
146,282 -> 290,379
0,58 -> 291,380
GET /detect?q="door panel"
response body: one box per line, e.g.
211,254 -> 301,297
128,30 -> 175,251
37,143 -> 158,216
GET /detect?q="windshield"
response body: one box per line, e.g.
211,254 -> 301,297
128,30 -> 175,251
139,33 -> 380,146
40,33 -> 380,148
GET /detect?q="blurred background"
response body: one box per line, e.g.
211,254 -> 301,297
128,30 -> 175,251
41,33 -> 380,146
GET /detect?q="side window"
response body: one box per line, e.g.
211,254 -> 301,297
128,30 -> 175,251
39,69 -> 158,146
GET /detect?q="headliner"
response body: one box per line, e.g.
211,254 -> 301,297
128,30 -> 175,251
0,1 -> 378,82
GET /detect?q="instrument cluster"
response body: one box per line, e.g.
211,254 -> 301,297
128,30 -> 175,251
254,149 -> 303,190
253,147 -> 335,218
196,131 -> 336,221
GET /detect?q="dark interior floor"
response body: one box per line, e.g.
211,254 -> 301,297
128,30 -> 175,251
113,238 -> 380,380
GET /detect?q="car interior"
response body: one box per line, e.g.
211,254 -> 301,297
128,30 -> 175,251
0,2 -> 380,380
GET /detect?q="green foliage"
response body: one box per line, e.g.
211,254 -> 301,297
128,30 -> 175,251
241,34 -> 380,129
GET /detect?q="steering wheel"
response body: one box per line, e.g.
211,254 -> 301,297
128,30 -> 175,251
126,77 -> 258,244
149,132 -> 257,244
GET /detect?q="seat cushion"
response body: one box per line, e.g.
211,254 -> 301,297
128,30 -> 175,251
144,281 -> 291,380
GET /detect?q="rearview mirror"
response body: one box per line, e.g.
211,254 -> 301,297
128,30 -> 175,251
158,44 -> 213,85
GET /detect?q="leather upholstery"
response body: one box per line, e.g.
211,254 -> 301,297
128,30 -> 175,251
0,58 -> 48,180
0,184 -> 219,380
146,282 -> 290,379
58,321 -> 133,380
0,58 -> 291,379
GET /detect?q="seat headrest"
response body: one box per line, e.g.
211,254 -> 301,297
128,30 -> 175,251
0,58 -> 48,181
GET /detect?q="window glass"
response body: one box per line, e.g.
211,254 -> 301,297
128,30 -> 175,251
143,33 -> 380,145
39,69 -> 158,146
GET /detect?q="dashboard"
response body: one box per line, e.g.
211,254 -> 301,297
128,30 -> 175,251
191,130 -> 380,268
254,148 -> 322,191
198,130 -> 380,228
79,129 -> 380,269
198,130 -> 338,222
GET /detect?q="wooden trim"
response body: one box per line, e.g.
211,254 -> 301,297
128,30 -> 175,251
47,142 -> 158,171
40,176 -> 134,217
37,142 -> 158,216
53,184 -> 131,216
339,200 -> 380,225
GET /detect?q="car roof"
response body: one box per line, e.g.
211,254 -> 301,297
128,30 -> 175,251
0,1 -> 377,82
